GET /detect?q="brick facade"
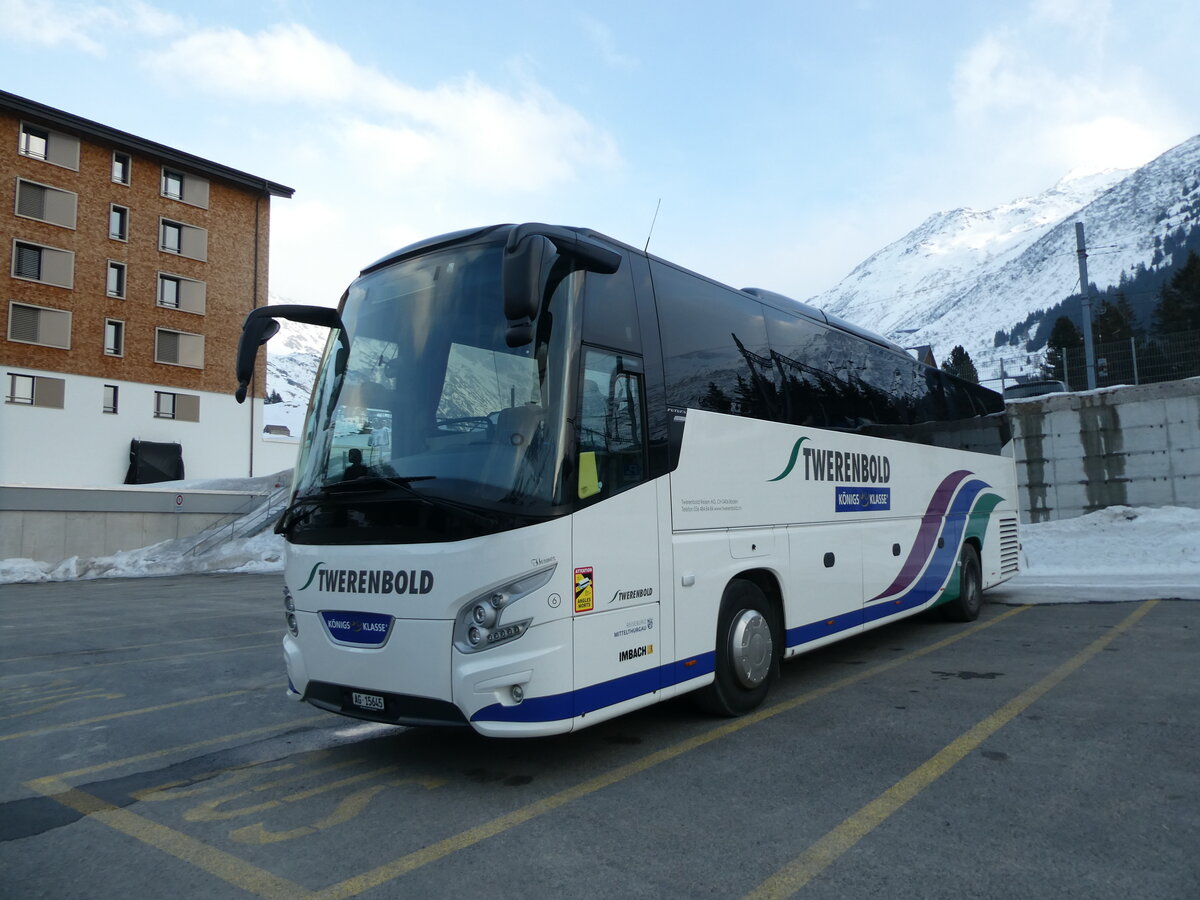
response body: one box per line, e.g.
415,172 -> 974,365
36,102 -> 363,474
1,92 -> 291,399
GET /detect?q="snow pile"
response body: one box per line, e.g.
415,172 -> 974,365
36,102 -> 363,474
0,531 -> 284,584
1020,505 -> 1200,576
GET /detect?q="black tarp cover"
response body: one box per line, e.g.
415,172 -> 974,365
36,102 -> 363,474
124,439 -> 185,484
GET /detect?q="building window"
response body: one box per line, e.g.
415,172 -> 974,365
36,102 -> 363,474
162,169 -> 183,199
160,220 -> 181,253
6,372 -> 65,408
154,390 -> 200,422
158,274 -> 179,308
104,319 -> 124,356
13,242 -> 41,280
156,273 -> 207,314
109,204 -> 129,241
154,390 -> 176,419
103,384 -> 119,414
7,301 -> 72,349
15,179 -> 77,229
158,218 -> 207,261
19,124 -> 48,159
112,152 -> 131,185
155,327 -> 205,368
12,240 -> 75,288
107,261 -> 126,298
160,167 -> 209,208
18,122 -> 80,170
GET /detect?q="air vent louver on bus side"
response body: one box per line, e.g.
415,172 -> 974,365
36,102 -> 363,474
999,516 -> 1020,576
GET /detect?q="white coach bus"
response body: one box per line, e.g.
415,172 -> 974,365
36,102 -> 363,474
236,223 -> 1019,737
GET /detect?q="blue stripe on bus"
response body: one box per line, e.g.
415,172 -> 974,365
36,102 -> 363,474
474,481 -> 1000,725
471,652 -> 718,724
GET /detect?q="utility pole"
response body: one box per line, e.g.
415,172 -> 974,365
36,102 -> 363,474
1075,222 -> 1098,390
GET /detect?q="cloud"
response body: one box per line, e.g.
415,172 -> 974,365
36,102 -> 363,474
135,21 -> 621,306
949,3 -> 1187,186
0,0 -> 119,54
0,0 -> 185,54
579,15 -> 638,70
140,23 -> 619,193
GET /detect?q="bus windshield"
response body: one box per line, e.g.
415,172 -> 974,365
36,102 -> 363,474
289,241 -> 578,541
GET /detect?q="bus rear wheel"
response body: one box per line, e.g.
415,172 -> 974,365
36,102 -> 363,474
941,543 -> 983,622
697,579 -> 779,716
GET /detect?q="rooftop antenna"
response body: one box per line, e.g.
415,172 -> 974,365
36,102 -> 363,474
644,198 -> 661,252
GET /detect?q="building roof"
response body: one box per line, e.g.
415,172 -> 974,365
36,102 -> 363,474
1,89 -> 294,199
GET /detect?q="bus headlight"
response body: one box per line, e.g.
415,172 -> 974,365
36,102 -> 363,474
287,613 -> 299,636
453,563 -> 556,653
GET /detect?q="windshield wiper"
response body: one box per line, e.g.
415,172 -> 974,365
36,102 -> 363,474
325,474 -> 436,493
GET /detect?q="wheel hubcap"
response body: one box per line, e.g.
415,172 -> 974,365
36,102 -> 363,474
730,609 -> 773,689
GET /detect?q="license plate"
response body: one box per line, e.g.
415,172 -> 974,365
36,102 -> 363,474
351,691 -> 385,711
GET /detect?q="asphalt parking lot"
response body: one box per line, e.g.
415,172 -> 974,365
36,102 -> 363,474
1,573 -> 1197,899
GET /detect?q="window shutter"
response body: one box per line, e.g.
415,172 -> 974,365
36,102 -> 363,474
14,244 -> 41,279
9,304 -> 40,342
157,330 -> 180,363
17,182 -> 46,219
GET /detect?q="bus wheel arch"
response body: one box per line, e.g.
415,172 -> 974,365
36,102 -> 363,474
696,572 -> 783,717
941,540 -> 983,622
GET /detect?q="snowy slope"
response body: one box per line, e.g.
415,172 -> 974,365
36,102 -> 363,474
815,135 -> 1200,380
260,136 -> 1200,400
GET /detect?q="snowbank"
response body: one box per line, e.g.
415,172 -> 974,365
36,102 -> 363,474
3,504 -> 1198,597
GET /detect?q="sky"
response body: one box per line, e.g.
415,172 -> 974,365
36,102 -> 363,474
2,0 -> 1198,310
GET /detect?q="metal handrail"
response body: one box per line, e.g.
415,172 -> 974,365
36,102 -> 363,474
189,482 -> 290,556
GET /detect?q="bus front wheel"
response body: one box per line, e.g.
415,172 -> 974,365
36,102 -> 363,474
941,544 -> 983,622
698,580 -> 779,716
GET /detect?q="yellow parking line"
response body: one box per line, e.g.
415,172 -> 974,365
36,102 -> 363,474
24,607 -> 1027,900
313,606 -> 1030,900
743,599 -> 1159,900
0,641 -> 279,678
28,716 -> 320,786
0,630 -> 280,664
0,607 -> 278,638
33,778 -> 312,900
1,690 -> 253,742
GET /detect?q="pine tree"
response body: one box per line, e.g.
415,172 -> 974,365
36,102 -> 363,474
1041,316 -> 1082,381
1152,250 -> 1200,334
1092,298 -> 1134,344
940,345 -> 979,383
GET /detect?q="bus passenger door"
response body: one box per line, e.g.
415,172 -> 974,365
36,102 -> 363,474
571,348 -> 662,720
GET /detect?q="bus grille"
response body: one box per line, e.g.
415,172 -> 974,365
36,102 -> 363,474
999,516 -> 1020,576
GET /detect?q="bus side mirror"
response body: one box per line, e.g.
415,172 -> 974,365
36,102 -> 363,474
235,304 -> 347,403
503,233 -> 554,347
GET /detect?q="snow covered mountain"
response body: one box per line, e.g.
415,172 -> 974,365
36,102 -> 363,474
262,304 -> 327,436
263,136 -> 1200,406
813,135 -> 1200,380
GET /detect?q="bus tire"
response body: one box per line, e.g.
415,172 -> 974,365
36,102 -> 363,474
941,543 -> 983,622
697,579 -> 778,716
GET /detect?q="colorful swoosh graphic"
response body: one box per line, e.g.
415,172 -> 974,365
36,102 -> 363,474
868,470 -> 972,602
768,437 -> 809,481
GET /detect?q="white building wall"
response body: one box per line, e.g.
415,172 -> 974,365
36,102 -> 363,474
1,367 -> 295,486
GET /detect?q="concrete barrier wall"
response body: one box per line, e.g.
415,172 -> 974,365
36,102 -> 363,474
1008,378 -> 1200,523
0,485 -> 267,561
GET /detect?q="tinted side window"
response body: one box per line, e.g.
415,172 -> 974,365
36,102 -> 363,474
582,261 -> 640,353
653,262 -> 773,420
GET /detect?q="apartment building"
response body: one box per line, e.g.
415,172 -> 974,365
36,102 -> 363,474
1,90 -> 295,486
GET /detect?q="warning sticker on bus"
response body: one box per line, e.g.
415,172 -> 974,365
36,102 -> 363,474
574,567 -> 595,614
